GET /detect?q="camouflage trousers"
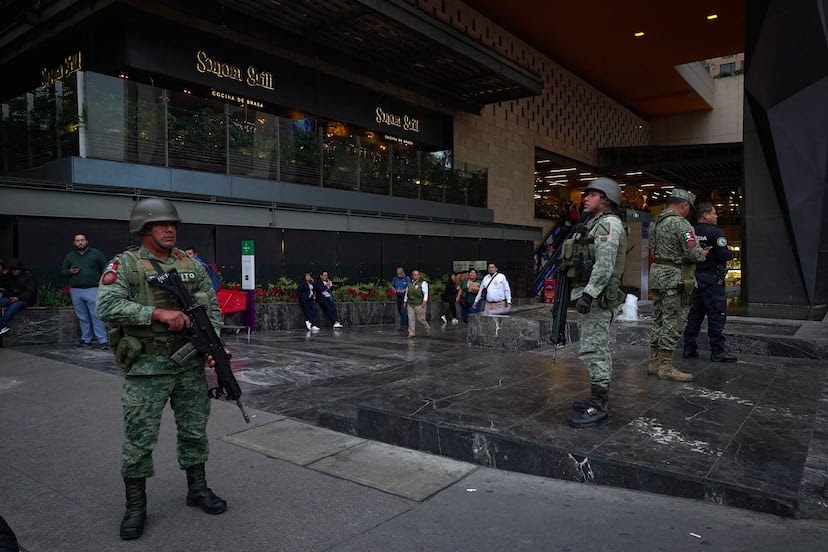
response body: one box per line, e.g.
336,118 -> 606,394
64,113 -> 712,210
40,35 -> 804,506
651,288 -> 689,351
578,306 -> 614,391
121,365 -> 210,478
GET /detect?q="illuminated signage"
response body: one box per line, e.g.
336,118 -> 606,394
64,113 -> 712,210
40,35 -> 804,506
196,50 -> 273,91
375,107 -> 420,133
210,89 -> 264,109
41,52 -> 82,86
384,134 -> 414,146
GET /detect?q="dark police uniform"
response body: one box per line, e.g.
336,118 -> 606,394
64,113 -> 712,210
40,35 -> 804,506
682,222 -> 733,359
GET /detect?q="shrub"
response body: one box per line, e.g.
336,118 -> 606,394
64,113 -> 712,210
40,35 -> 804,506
35,283 -> 72,307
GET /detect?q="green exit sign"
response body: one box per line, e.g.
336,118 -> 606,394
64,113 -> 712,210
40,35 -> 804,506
241,240 -> 255,255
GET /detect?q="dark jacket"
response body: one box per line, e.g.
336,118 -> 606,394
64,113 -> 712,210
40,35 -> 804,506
313,280 -> 334,302
4,269 -> 38,304
297,281 -> 315,305
441,277 -> 458,303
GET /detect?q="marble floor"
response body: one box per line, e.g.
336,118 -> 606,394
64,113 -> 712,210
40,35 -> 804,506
16,322 -> 828,518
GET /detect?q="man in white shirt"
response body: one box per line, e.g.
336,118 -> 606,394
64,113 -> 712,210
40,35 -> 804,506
473,262 -> 512,312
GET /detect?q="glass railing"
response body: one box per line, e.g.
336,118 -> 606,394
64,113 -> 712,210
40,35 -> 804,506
1,71 -> 487,208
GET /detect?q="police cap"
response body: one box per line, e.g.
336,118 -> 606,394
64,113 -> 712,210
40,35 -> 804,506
129,198 -> 181,233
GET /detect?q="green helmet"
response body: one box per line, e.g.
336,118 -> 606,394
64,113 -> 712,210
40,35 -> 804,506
584,177 -> 622,207
129,198 -> 181,233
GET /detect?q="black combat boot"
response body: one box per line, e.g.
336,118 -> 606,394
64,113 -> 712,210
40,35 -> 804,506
186,463 -> 227,515
570,385 -> 609,428
711,351 -> 737,362
119,477 -> 147,540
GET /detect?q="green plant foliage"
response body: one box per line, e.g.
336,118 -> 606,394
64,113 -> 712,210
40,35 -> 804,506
34,283 -> 72,307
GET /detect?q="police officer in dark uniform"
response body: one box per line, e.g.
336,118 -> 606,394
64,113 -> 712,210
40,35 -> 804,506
683,201 -> 736,362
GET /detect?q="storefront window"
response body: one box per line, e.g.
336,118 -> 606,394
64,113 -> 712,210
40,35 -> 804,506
279,117 -> 321,186
85,73 -> 165,166
228,106 -> 279,179
1,75 -> 79,173
391,144 -> 419,199
322,122 -> 358,191
359,136 -> 389,195
2,71 -> 487,207
167,90 -> 226,172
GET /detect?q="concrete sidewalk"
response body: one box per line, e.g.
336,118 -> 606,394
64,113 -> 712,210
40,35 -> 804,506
2,348 -> 828,552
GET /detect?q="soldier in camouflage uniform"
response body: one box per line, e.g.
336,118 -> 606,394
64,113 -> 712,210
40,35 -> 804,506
97,198 -> 227,540
647,189 -> 708,381
564,178 -> 627,428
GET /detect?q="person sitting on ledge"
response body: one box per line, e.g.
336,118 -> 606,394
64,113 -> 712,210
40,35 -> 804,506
314,270 -> 343,329
298,272 -> 320,331
0,258 -> 38,336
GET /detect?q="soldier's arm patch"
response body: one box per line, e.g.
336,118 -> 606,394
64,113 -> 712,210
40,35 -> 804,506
101,260 -> 119,285
682,231 -> 697,248
716,236 -> 727,247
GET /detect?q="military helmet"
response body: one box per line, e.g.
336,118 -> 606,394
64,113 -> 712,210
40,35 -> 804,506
129,198 -> 181,233
584,177 -> 622,207
668,188 -> 696,205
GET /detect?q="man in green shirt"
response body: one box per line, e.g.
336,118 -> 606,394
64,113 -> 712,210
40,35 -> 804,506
61,234 -> 109,349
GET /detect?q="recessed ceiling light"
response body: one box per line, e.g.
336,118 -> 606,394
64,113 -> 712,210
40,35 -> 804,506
634,31 -> 645,37
707,14 -> 718,20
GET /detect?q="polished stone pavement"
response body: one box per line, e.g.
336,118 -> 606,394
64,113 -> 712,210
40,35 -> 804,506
17,320 -> 828,518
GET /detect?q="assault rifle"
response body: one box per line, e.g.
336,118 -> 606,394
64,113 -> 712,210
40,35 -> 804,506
550,216 -> 591,348
149,268 -> 251,423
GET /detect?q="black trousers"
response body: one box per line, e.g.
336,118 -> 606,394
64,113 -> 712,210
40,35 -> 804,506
683,271 -> 727,355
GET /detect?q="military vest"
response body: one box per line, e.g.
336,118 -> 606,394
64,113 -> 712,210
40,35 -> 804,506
120,248 -> 200,339
562,213 -> 621,284
407,280 -> 425,305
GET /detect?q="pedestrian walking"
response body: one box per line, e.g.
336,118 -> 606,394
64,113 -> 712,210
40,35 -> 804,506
473,263 -> 512,312
458,268 -> 482,323
440,272 -> 459,325
96,198 -> 227,540
391,266 -> 410,331
404,269 -> 430,337
562,178 -> 627,427
61,233 -> 109,349
648,189 -> 708,381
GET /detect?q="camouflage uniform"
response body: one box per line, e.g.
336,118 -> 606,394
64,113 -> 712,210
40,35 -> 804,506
567,212 -> 627,391
649,206 -> 706,354
97,245 -> 222,478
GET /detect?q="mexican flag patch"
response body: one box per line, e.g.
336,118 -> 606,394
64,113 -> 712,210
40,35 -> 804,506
682,231 -> 697,248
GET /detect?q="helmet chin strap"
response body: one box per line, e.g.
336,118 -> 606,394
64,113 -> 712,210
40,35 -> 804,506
143,225 -> 174,254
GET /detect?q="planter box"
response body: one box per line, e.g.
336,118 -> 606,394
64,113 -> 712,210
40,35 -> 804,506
255,301 -> 399,330
0,307 -> 79,346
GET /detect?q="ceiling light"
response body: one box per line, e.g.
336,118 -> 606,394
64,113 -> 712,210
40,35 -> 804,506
707,14 -> 718,20
536,159 -> 551,164
640,183 -> 655,187
625,171 -> 643,176
662,185 -> 675,189
547,167 -> 577,173
579,172 -> 592,176
634,31 -> 645,37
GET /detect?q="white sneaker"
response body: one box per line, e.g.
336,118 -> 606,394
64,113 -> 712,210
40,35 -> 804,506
451,319 -> 459,325
333,322 -> 343,329
440,315 -> 447,324
0,326 -> 8,336
311,326 -> 320,331
305,321 -> 312,330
